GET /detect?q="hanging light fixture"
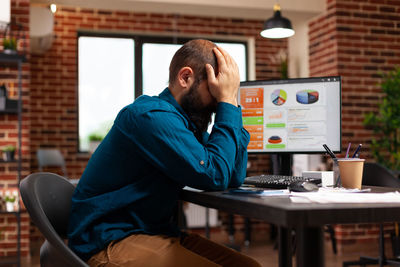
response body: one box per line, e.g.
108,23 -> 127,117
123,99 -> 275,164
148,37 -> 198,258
261,3 -> 295,39
50,4 -> 57,13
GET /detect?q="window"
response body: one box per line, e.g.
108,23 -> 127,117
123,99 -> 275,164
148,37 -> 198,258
78,34 -> 248,152
142,43 -> 181,96
78,36 -> 134,151
142,42 -> 247,96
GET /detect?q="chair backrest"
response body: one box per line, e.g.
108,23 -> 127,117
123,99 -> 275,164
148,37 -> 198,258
20,172 -> 88,267
362,162 -> 400,188
37,149 -> 68,177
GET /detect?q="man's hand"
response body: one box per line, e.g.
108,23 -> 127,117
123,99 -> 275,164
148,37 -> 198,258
206,47 -> 240,107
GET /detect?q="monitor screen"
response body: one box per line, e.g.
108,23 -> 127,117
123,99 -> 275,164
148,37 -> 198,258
238,76 -> 341,153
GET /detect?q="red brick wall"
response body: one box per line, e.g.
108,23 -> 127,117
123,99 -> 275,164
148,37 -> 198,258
309,0 -> 400,249
310,0 -> 400,160
0,0 -> 31,258
29,6 -> 286,179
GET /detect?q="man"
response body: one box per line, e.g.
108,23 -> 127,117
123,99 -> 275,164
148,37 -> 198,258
68,39 -> 260,267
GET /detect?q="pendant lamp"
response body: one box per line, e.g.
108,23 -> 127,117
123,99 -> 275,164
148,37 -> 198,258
261,3 -> 295,39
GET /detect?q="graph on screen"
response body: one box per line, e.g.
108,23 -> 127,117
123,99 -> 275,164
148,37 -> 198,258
238,77 -> 341,153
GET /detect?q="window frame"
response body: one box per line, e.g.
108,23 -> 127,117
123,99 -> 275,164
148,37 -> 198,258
77,31 -> 249,153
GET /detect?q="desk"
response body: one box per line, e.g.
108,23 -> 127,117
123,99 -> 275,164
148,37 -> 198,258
181,186 -> 400,267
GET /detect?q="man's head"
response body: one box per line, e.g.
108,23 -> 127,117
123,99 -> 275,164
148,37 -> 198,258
169,39 -> 218,87
169,39 -> 219,133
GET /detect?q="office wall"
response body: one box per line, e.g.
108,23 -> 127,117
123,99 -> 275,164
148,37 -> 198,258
310,0 -> 400,159
309,0 -> 400,248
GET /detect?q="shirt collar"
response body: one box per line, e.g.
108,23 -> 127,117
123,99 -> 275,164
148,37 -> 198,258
159,88 -> 198,132
159,88 -> 183,113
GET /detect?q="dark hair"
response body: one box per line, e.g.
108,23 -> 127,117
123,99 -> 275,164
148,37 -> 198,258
169,39 -> 217,86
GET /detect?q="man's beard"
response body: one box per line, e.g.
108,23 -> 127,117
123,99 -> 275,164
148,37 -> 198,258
180,80 -> 216,134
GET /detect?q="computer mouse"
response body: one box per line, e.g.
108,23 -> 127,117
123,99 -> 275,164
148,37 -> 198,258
289,181 -> 319,192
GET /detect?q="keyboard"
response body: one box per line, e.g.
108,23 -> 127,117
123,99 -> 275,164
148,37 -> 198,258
243,174 -> 322,189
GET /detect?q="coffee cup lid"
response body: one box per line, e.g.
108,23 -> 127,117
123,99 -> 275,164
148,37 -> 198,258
336,158 -> 365,161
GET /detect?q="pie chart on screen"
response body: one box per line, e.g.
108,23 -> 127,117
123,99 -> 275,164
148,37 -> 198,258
296,90 -> 319,104
268,135 -> 282,144
271,89 -> 287,106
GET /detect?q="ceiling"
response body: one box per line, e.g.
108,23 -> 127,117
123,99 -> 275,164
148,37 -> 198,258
31,0 -> 326,20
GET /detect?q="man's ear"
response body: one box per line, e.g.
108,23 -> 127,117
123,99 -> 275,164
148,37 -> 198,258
177,67 -> 194,89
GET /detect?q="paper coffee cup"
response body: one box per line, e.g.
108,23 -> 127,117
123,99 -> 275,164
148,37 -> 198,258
337,158 -> 365,189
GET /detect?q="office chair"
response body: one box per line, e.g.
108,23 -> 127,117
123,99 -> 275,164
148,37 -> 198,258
343,162 -> 400,267
37,149 -> 68,177
19,172 -> 88,267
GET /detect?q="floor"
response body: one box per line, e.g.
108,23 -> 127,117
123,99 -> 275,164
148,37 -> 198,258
21,228 -> 393,267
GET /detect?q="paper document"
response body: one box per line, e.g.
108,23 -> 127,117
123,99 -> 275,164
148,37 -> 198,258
318,187 -> 371,193
290,188 -> 400,204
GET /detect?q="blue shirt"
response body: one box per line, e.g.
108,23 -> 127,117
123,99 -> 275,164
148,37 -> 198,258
68,88 -> 250,261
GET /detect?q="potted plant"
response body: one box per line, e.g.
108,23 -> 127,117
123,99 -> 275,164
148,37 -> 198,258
4,191 -> 16,212
363,67 -> 400,176
88,133 -> 104,153
2,22 -> 23,55
2,145 -> 16,161
2,37 -> 17,54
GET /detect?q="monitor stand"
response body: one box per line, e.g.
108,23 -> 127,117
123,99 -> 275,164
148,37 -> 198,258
270,153 -> 293,245
271,153 -> 292,176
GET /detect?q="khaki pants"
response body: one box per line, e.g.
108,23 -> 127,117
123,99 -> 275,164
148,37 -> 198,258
87,233 -> 261,267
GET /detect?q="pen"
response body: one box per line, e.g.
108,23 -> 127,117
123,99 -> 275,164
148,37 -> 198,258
345,142 -> 351,158
322,144 -> 341,187
323,144 -> 337,159
352,144 -> 362,158
334,166 -> 341,188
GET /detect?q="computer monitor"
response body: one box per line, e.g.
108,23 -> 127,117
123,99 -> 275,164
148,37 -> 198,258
238,76 -> 341,155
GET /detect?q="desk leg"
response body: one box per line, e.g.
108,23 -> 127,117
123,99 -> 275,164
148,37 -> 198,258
296,226 -> 324,267
278,226 -> 292,267
176,201 -> 187,230
205,208 -> 210,239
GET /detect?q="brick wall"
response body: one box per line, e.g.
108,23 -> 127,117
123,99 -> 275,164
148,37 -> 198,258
309,0 -> 400,250
310,0 -> 400,159
0,0 -> 31,258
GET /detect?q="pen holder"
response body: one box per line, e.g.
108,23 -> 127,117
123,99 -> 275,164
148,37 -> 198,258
333,158 -> 341,187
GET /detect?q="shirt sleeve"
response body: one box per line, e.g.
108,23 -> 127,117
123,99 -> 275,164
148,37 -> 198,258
202,117 -> 250,188
116,102 -> 250,191
228,127 -> 250,188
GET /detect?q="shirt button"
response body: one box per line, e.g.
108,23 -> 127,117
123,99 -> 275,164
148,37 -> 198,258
200,160 -> 204,165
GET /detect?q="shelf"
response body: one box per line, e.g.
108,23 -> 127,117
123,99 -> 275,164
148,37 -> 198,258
0,109 -> 18,114
0,53 -> 26,64
0,99 -> 19,114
